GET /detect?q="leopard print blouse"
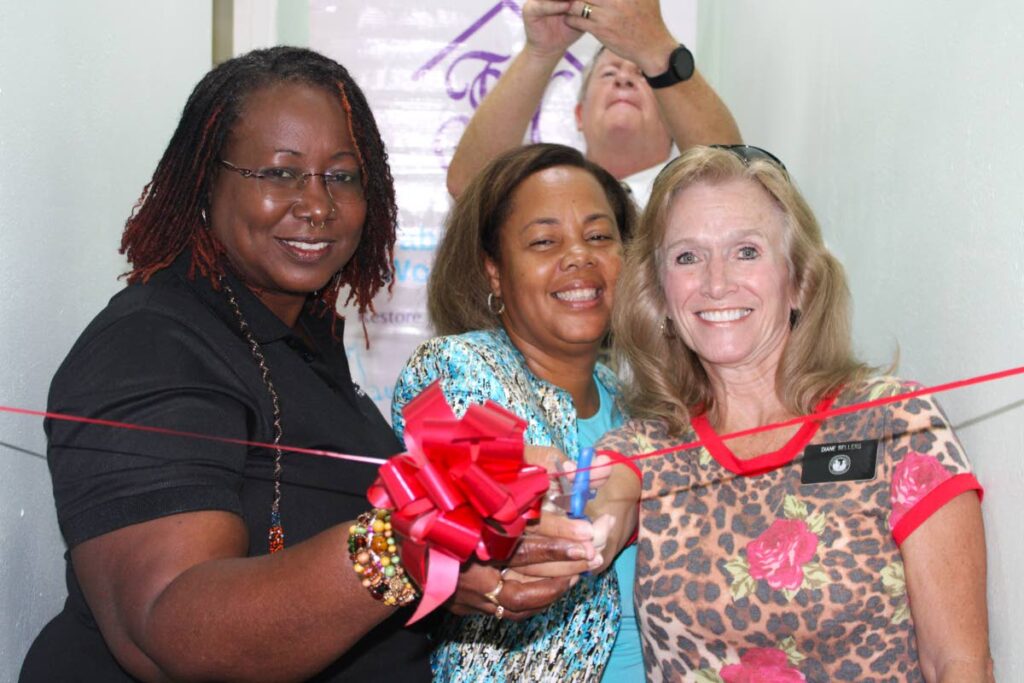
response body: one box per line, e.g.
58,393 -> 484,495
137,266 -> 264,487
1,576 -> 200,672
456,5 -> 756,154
597,377 -> 982,682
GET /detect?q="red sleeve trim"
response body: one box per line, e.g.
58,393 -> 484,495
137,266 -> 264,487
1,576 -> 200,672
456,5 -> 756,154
892,473 -> 984,545
599,449 -> 640,546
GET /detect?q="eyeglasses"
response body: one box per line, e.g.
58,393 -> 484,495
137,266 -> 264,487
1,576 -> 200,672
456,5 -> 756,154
218,159 -> 364,204
709,144 -> 788,173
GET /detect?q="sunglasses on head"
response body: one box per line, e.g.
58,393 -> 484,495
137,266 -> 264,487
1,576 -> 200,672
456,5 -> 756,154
708,144 -> 787,172
656,144 -> 789,184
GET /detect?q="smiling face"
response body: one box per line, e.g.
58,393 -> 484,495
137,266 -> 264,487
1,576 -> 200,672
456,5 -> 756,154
209,81 -> 366,325
485,165 -> 623,362
660,178 -> 798,374
575,50 -> 670,151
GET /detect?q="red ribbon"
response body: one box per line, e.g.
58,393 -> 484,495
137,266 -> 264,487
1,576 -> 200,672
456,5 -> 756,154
367,381 -> 551,624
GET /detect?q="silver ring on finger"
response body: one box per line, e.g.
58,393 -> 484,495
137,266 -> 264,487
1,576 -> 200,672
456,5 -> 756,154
581,3 -> 593,20
494,604 -> 505,620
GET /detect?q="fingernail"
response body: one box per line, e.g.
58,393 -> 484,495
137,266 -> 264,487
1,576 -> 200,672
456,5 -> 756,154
568,545 -> 586,560
589,554 -> 603,569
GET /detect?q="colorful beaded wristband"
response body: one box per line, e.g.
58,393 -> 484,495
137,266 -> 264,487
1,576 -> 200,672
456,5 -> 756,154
347,509 -> 419,607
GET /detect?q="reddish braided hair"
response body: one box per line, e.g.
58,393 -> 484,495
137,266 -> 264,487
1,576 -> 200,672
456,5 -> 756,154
120,47 -> 397,327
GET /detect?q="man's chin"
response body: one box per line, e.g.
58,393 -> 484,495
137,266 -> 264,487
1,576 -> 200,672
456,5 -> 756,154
595,119 -> 647,140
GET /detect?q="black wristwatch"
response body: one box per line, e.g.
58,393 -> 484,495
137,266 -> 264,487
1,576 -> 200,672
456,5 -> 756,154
644,44 -> 695,89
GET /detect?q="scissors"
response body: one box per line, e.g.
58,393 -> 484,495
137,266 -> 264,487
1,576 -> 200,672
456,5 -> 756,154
569,446 -> 595,521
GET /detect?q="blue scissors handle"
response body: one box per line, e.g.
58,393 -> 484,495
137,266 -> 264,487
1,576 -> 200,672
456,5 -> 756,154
569,447 -> 595,520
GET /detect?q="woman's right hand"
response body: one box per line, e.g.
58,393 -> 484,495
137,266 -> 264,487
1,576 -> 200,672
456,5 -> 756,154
558,452 -> 616,491
445,446 -> 618,620
512,508 -> 613,580
585,460 -> 643,574
449,527 -> 596,620
448,563 -> 572,621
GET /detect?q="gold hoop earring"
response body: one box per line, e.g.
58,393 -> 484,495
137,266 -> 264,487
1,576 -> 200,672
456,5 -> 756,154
487,292 -> 505,316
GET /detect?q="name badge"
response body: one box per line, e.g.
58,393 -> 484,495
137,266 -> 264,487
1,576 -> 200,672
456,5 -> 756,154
801,439 -> 878,484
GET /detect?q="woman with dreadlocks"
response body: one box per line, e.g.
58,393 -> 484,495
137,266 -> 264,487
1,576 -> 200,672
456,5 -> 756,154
20,47 -> 586,682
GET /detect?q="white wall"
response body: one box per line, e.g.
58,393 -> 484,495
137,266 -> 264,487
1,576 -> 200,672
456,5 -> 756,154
699,1 -> 1024,678
0,2 -> 210,680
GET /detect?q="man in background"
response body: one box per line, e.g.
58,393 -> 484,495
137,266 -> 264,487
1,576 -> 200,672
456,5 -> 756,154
446,0 -> 742,201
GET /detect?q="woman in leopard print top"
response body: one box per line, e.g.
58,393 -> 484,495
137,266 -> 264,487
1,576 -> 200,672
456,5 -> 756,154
588,145 -> 991,682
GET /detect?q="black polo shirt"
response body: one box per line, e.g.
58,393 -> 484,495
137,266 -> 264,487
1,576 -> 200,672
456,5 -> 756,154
21,254 -> 431,682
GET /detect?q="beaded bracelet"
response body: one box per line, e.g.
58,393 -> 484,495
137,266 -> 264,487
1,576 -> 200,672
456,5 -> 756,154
347,509 -> 419,607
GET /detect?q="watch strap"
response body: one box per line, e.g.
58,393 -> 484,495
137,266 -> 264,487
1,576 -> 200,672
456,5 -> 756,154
644,44 -> 695,89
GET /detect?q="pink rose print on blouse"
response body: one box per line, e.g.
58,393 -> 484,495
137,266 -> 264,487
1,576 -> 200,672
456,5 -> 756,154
721,648 -> 806,683
890,451 -> 952,528
745,519 -> 818,591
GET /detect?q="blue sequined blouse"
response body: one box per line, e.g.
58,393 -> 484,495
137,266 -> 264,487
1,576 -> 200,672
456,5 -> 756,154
392,328 -> 622,683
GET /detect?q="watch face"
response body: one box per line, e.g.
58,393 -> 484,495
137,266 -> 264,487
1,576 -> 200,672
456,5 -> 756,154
671,45 -> 695,81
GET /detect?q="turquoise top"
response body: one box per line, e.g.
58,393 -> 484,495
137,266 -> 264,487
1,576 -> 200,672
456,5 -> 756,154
392,328 -> 623,682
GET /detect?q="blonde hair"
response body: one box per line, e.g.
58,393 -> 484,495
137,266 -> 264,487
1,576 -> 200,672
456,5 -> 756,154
429,143 -> 635,335
614,146 -> 871,435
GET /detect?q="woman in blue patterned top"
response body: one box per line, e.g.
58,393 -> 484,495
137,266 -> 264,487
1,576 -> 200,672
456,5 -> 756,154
393,144 -> 642,682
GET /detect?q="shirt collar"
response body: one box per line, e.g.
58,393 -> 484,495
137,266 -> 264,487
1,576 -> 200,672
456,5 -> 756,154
492,325 -> 617,397
168,251 -> 333,345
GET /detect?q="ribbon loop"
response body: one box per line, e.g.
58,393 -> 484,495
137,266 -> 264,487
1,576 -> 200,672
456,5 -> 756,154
368,381 -> 548,624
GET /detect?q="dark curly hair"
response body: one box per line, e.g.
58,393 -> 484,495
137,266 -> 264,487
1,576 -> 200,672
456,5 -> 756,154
120,46 -> 397,322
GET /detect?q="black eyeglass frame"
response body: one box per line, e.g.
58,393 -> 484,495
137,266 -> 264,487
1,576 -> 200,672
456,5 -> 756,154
216,159 -> 363,204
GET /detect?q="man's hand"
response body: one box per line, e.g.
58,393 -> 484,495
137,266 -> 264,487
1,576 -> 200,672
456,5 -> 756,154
523,0 -> 584,59
564,0 -> 678,76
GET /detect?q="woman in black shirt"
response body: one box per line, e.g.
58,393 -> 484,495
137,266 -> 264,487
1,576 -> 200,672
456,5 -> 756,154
21,47 -> 586,682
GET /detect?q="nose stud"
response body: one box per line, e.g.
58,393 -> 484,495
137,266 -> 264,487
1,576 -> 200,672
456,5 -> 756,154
307,206 -> 335,231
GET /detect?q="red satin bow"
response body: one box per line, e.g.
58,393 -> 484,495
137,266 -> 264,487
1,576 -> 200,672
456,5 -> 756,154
367,381 -> 550,624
